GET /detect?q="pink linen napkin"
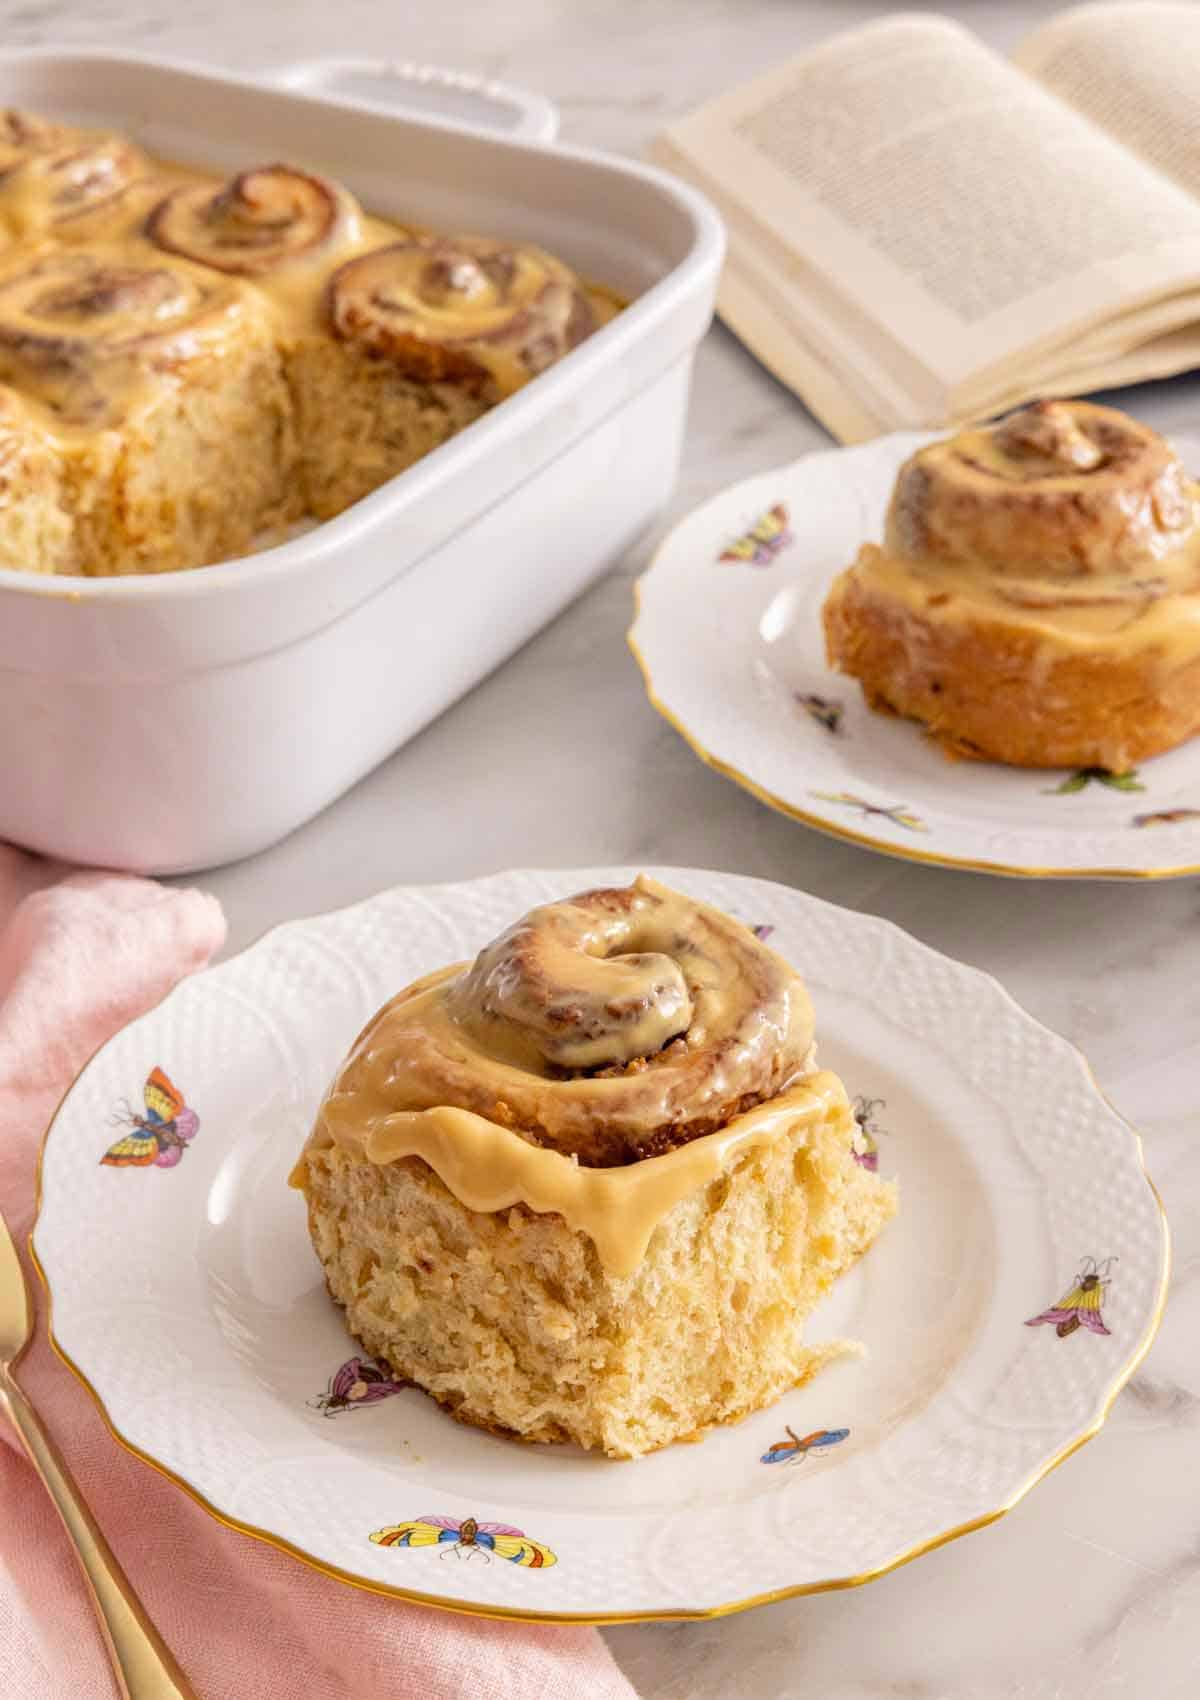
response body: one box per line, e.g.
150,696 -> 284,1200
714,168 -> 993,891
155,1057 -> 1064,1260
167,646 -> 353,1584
0,846 -> 636,1700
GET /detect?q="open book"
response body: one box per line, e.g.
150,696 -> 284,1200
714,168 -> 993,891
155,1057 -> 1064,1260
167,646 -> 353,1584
653,3 -> 1200,441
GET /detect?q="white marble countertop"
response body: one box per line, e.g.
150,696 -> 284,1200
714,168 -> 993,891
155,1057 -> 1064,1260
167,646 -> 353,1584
11,1 -> 1198,1694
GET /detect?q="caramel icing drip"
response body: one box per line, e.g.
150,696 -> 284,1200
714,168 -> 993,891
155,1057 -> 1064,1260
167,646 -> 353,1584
306,877 -> 816,1168
294,1071 -> 846,1278
832,401 -> 1200,663
148,164 -> 362,277
327,234 -> 596,396
0,246 -> 251,425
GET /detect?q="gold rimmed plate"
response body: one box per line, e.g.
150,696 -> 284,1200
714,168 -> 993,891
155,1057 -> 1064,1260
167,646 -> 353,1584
32,867 -> 1167,1621
629,434 -> 1200,878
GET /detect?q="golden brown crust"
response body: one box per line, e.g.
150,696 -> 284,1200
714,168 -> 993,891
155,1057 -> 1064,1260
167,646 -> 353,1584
824,564 -> 1200,769
825,401 -> 1200,767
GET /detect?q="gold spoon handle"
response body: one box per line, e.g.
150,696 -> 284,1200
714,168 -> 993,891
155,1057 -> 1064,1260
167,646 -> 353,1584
1,1372 -> 199,1700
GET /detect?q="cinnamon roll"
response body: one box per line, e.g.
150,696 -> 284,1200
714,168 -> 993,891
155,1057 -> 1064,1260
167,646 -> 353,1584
0,125 -> 158,240
291,233 -> 598,519
0,246 -> 300,574
0,105 -> 619,574
291,876 -> 896,1458
824,401 -> 1200,769
147,163 -> 362,277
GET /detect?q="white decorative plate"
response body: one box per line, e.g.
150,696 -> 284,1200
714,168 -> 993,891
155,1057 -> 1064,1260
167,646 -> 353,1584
33,868 -> 1167,1622
629,434 -> 1200,878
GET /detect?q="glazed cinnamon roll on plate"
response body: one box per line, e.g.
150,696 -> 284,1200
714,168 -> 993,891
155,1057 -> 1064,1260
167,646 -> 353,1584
823,402 -> 1200,771
291,875 -> 896,1458
630,399 -> 1200,878
34,866 -> 1166,1616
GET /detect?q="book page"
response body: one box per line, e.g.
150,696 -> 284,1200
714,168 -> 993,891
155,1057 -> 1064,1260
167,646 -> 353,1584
1016,4 -> 1200,198
655,13 -> 1200,430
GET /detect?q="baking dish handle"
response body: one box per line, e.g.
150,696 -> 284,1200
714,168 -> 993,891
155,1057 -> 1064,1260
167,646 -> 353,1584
267,58 -> 559,143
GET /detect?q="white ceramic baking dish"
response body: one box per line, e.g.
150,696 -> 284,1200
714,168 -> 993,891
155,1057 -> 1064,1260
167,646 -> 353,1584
0,51 -> 723,873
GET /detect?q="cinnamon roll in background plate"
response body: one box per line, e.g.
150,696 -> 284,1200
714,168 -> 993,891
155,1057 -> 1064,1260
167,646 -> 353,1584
824,401 -> 1200,770
290,875 -> 896,1460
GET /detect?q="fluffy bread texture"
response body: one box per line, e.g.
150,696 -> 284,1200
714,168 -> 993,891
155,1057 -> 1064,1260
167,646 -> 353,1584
287,338 -> 489,522
824,565 -> 1200,770
0,399 -> 73,574
66,314 -> 300,577
299,1081 -> 896,1459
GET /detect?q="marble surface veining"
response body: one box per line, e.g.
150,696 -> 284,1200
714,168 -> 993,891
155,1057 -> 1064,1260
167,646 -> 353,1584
7,2 -> 1197,1695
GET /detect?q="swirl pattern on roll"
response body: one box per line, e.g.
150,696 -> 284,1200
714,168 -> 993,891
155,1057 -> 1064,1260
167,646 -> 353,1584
0,247 -> 248,420
0,130 -> 149,235
317,876 -> 816,1166
148,164 -> 360,276
887,400 -> 1200,606
327,233 -> 596,394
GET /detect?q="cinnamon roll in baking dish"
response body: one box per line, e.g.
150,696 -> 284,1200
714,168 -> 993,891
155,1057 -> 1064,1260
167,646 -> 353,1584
0,108 -> 616,575
293,234 -> 598,518
290,876 -> 896,1459
823,401 -> 1200,770
0,246 -> 297,575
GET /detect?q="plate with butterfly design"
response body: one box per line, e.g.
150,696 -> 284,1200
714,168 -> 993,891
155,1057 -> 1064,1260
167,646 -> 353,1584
628,432 -> 1200,877
32,867 -> 1167,1621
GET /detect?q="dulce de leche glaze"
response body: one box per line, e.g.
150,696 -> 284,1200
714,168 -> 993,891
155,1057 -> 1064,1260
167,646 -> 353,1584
0,246 -> 260,427
298,875 -> 817,1169
291,1071 -> 846,1278
840,401 -> 1200,662
327,234 -> 597,396
0,108 -> 618,440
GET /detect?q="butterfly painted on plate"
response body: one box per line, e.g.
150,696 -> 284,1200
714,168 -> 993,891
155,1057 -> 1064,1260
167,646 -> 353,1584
719,502 -> 792,567
100,1068 -> 199,1169
851,1095 -> 887,1172
1132,808 -> 1200,827
1025,1256 -> 1117,1339
309,1357 -> 406,1417
796,693 -> 843,734
751,923 -> 775,942
761,1425 -> 850,1466
810,791 -> 927,833
370,1515 -> 557,1567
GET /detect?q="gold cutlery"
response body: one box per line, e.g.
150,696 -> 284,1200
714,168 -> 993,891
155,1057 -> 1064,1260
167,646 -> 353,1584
0,1207 -> 199,1699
